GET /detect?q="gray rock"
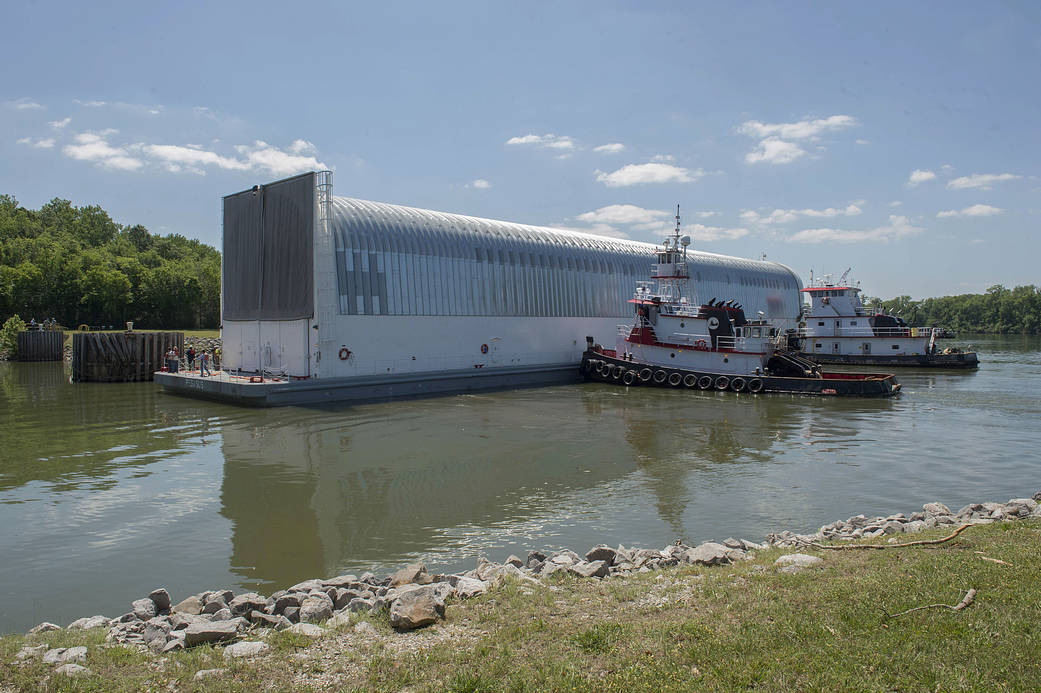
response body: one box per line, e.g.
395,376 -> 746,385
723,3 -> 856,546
162,639 -> 185,653
568,560 -> 609,578
223,641 -> 271,659
909,511 -> 926,521
28,622 -> 61,634
184,621 -> 240,647
881,521 -> 905,534
143,619 -> 173,650
389,563 -> 430,588
540,562 -> 568,578
299,595 -> 334,623
44,646 -> 87,665
249,611 -> 283,628
282,606 -> 301,623
775,553 -> 824,573
273,593 -> 303,614
287,622 -> 325,637
322,574 -> 360,589
194,669 -> 226,681
452,576 -> 489,598
956,503 -> 984,518
172,596 -> 204,615
721,538 -> 744,550
327,611 -> 352,629
149,588 -> 171,612
585,545 -> 619,565
288,579 -> 325,593
903,520 -> 926,533
54,663 -> 91,677
549,549 -> 583,566
1004,499 -> 1036,517
347,598 -> 375,613
130,599 -> 156,621
202,598 -> 227,615
330,588 -> 352,610
170,612 -> 206,630
526,550 -> 547,568
354,621 -> 379,637
504,554 -> 524,568
15,645 -> 47,660
474,559 -> 506,582
389,585 -> 445,630
229,593 -> 267,617
68,615 -> 109,630
685,542 -> 731,566
211,608 -> 233,621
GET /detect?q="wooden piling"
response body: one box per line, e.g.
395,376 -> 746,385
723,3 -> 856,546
71,331 -> 184,382
16,330 -> 65,361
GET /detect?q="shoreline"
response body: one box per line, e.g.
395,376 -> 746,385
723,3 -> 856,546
4,491 -> 1040,689
10,492 -> 1039,639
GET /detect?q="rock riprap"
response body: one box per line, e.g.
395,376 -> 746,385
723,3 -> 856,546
18,492 -> 1039,658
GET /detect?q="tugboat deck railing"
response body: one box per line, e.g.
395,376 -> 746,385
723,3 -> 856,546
797,326 -> 942,338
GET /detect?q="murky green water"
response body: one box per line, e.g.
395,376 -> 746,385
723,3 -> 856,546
1,335 -> 1039,633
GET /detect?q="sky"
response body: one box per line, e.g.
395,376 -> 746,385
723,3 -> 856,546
2,0 -> 1038,298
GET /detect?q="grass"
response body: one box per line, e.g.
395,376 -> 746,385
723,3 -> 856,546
2,520 -> 1039,691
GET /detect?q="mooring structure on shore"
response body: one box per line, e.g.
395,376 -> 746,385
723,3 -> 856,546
16,330 -> 66,361
72,331 -> 184,383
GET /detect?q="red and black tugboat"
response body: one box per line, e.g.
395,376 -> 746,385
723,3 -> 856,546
580,208 -> 901,397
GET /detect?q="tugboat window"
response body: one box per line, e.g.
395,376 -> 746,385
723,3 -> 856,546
892,345 -> 900,349
818,321 -> 825,326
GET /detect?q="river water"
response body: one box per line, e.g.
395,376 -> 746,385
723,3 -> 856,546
1,335 -> 1038,633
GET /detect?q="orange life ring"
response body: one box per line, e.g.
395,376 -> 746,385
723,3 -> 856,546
480,343 -> 489,354
695,339 -> 708,349
338,347 -> 351,360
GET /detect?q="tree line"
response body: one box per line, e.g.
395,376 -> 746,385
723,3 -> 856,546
0,194 -> 220,329
865,285 -> 1041,335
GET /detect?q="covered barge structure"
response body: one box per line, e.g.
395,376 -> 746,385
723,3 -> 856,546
157,171 -> 803,405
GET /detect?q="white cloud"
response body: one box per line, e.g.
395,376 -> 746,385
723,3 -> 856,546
505,133 -> 575,151
856,139 -> 870,145
737,115 -> 857,141
576,204 -> 668,226
937,204 -> 1003,218
61,130 -> 326,176
788,215 -> 922,243
470,179 -> 491,189
233,140 -> 328,177
650,154 -> 675,163
593,143 -> 625,154
907,169 -> 936,186
9,97 -> 44,110
743,137 -> 806,165
742,204 -> 862,226
74,100 -> 107,107
141,143 -> 247,174
696,211 -> 718,218
947,173 -> 1020,190
49,117 -> 71,129
688,224 -> 750,242
738,115 -> 856,165
595,162 -> 702,187
288,139 -> 317,155
63,131 -> 143,170
17,136 -> 55,149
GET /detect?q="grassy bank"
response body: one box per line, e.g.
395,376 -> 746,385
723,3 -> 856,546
2,520 -> 1038,692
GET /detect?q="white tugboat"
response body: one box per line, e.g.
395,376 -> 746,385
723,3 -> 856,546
581,209 -> 901,396
794,271 -> 978,369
